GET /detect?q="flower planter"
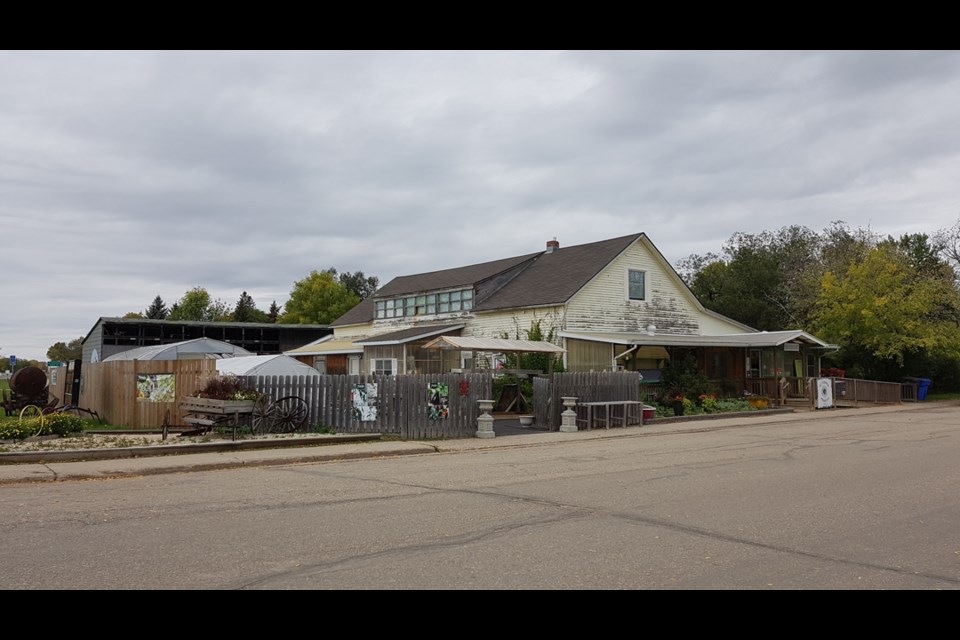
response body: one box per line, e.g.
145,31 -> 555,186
518,415 -> 534,427
180,397 -> 257,414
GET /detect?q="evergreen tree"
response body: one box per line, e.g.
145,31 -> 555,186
268,301 -> 281,323
144,295 -> 169,320
233,291 -> 268,323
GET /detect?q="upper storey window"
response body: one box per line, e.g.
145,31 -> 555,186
375,288 -> 473,319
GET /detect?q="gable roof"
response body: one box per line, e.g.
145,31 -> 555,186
474,234 -> 642,311
331,233 -> 643,326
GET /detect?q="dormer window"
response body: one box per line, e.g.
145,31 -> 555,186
375,288 -> 473,319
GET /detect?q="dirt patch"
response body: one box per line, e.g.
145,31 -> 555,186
0,431 -> 329,453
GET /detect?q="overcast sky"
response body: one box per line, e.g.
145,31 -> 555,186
3,50 -> 960,361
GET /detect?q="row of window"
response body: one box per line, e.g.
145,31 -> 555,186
373,269 -> 644,322
375,289 -> 474,319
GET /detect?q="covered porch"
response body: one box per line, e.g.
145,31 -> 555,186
560,330 -> 838,404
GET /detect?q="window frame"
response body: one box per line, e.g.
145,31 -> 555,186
627,269 -> 646,302
370,358 -> 397,376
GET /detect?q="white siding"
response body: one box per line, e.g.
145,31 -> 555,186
467,306 -> 565,344
332,322 -> 375,340
699,312 -> 755,335
566,239 -> 701,335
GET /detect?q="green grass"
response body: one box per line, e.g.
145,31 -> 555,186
0,378 -> 9,393
926,392 -> 960,401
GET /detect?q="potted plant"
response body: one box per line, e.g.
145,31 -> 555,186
667,392 -> 686,416
184,375 -> 262,411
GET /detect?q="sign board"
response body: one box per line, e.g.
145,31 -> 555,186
9,355 -> 15,367
816,378 -> 834,409
784,343 -> 800,352
48,361 -> 62,367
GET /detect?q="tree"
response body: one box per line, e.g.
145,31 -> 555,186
144,295 -> 169,320
811,242 -> 960,380
167,287 -> 231,322
267,301 -> 281,323
678,222 -> 874,332
47,337 -> 83,362
232,291 -> 268,323
328,269 -> 379,300
279,271 -> 360,324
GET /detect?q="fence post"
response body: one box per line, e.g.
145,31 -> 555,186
476,399 -> 495,439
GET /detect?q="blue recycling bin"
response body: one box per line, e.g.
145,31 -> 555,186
917,378 -> 931,401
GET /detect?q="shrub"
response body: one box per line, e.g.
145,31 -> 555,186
0,420 -> 38,440
39,413 -> 84,436
698,394 -> 719,413
0,413 -> 84,440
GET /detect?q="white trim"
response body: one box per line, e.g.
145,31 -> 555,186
370,358 -> 397,376
560,329 -> 838,349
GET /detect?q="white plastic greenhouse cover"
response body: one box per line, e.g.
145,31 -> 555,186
102,338 -> 254,361
215,355 -> 320,377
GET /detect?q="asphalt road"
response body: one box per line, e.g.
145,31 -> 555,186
2,404 -> 959,589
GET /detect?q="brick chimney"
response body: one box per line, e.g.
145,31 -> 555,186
546,237 -> 560,253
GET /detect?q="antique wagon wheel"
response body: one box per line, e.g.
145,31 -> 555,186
273,396 -> 308,433
250,395 -> 277,435
18,404 -> 45,437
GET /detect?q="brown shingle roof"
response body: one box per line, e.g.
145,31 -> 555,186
331,233 -> 644,325
474,233 -> 642,311
331,296 -> 374,327
375,252 -> 540,297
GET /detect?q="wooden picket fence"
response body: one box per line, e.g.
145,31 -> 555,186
242,373 -> 493,440
74,365 -> 641,437
533,371 -> 642,431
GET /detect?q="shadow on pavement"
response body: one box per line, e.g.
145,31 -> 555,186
494,418 -> 550,437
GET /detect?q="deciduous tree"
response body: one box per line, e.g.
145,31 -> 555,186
279,271 -> 360,325
46,337 -> 83,362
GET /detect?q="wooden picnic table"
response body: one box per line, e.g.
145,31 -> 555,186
575,401 -> 644,430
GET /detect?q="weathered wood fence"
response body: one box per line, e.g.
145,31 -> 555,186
534,371 -> 642,430
829,377 -> 905,405
72,363 -> 491,438
78,360 -> 216,428
242,373 -> 492,439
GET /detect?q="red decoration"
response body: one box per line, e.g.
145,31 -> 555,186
459,380 -> 470,396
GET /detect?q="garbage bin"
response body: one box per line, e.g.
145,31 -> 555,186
917,378 -> 932,401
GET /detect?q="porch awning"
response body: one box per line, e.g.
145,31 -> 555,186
354,324 -> 465,346
422,335 -> 566,353
284,338 -> 363,356
561,330 -> 837,349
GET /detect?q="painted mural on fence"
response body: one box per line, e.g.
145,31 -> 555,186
351,383 -> 379,422
427,383 -> 449,420
136,374 -> 176,402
